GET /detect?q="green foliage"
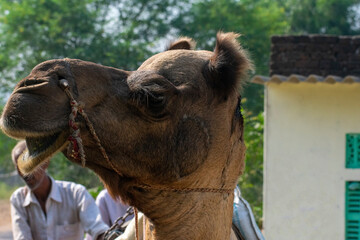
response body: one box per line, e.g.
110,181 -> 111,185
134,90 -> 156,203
88,186 -> 104,199
0,128 -> 17,175
47,152 -> 102,189
0,182 -> 19,199
283,0 -> 360,35
0,0 -> 188,89
239,112 -> 264,227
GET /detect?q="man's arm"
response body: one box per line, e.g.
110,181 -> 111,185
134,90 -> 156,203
75,185 -> 108,240
95,190 -> 112,227
10,191 -> 33,240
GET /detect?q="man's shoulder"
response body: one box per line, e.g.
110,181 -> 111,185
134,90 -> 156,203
55,179 -> 86,190
10,186 -> 27,203
96,189 -> 108,199
54,180 -> 88,197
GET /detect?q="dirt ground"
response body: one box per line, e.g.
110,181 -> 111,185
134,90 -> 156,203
0,199 -> 12,240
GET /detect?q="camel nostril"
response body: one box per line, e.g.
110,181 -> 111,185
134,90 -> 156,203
19,78 -> 48,88
16,78 -> 49,93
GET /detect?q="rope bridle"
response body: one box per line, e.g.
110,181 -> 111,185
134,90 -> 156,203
58,78 -> 233,240
59,79 -> 123,177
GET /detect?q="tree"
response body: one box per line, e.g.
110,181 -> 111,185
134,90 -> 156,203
0,0 -> 188,95
47,153 -> 102,188
239,112 -> 264,226
281,0 -> 360,35
0,133 -> 17,175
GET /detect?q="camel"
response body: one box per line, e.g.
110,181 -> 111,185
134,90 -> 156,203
0,32 -> 252,240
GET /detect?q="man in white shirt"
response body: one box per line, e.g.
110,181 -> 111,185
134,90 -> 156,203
10,141 -> 108,240
85,189 -> 134,240
96,189 -> 134,227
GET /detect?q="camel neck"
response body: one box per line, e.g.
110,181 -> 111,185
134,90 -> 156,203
140,191 -> 234,240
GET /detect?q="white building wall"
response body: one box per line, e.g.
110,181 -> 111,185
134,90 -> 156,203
263,82 -> 360,240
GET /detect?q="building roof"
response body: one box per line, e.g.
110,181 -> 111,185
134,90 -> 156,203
269,35 -> 360,77
251,74 -> 360,85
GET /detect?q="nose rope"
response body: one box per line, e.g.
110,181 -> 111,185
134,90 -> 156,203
59,79 -> 140,240
59,79 -> 123,177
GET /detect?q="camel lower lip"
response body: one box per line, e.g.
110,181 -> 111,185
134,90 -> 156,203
18,131 -> 69,175
26,132 -> 62,155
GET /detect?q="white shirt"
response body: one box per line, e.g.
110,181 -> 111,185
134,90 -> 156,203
96,189 -> 133,227
10,177 -> 108,240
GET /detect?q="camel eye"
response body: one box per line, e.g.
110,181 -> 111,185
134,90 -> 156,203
147,92 -> 166,110
130,89 -> 168,120
127,72 -> 177,120
143,92 -> 168,118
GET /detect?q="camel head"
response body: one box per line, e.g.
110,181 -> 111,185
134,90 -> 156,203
1,32 -> 251,208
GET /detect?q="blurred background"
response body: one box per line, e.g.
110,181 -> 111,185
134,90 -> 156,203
1,0 -> 360,230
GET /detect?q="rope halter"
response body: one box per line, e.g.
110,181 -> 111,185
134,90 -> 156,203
59,79 -> 123,177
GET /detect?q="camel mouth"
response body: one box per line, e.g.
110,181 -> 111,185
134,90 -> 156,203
16,78 -> 49,93
18,131 -> 69,175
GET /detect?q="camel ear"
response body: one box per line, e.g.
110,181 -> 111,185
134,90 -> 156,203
203,32 -> 252,96
167,37 -> 196,50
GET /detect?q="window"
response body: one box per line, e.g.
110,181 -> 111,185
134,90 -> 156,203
346,181 -> 360,240
346,134 -> 360,168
